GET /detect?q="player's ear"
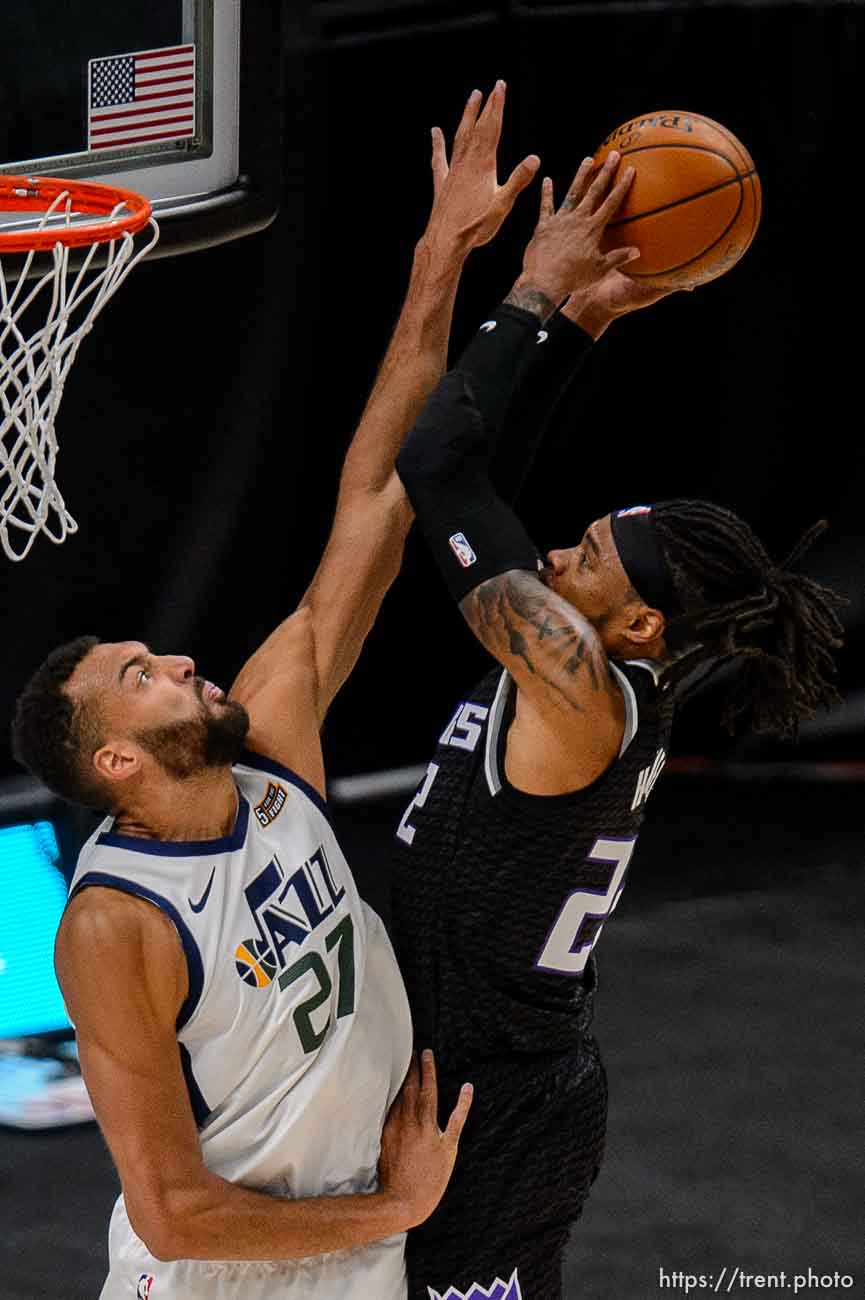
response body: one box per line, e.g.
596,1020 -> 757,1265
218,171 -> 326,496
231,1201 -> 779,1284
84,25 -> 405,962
623,605 -> 665,646
92,740 -> 143,785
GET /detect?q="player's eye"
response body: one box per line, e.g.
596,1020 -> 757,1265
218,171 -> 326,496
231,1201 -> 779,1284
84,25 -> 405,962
136,668 -> 151,686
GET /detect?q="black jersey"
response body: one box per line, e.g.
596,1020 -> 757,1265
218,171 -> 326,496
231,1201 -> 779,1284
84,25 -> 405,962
390,658 -> 672,1069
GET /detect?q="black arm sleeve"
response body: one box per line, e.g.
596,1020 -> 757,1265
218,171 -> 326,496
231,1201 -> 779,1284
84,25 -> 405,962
447,303 -> 594,504
396,369 -> 541,604
451,303 -> 546,445
490,310 -> 593,504
396,301 -> 595,605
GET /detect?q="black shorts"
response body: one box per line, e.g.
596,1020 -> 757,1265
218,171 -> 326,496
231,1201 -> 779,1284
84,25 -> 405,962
408,1042 -> 608,1300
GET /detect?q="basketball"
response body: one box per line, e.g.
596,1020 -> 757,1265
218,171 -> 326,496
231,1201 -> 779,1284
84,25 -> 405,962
594,111 -> 762,289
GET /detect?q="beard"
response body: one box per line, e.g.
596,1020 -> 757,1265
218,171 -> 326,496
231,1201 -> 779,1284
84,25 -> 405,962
135,692 -> 250,781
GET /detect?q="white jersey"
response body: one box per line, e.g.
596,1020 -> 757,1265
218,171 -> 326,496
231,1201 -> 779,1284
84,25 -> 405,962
68,749 -> 413,1300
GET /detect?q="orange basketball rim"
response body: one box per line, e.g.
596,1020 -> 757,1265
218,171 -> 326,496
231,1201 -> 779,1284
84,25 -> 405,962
0,174 -> 159,562
0,175 -> 153,252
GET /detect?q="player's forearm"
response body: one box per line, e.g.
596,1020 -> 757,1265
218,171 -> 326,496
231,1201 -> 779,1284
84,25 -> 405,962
398,302 -> 542,494
449,296 -> 594,505
144,1176 -> 407,1262
491,308 -> 593,502
337,235 -> 467,498
396,371 -> 540,606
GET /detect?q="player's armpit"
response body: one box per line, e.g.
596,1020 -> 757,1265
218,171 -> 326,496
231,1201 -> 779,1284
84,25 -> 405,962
459,569 -> 626,790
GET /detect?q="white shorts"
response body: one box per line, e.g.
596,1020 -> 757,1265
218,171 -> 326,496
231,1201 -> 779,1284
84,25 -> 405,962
100,1197 -> 407,1300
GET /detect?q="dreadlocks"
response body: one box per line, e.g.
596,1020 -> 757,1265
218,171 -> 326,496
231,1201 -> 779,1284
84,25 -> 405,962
652,500 -> 846,740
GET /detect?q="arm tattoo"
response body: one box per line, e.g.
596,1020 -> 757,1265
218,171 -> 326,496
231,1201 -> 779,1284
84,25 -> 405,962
504,283 -> 555,322
461,571 -> 614,709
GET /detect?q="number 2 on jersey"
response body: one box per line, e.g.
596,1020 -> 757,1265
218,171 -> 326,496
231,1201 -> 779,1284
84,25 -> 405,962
395,702 -> 488,847
535,836 -> 637,975
396,761 -> 439,846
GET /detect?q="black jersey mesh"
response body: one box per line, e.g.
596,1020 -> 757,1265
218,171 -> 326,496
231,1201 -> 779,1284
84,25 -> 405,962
407,1049 -> 608,1300
391,661 -> 672,1070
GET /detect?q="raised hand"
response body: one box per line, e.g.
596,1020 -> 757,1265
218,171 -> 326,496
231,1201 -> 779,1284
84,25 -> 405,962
505,152 -> 639,321
377,1050 -> 474,1229
422,81 -> 540,256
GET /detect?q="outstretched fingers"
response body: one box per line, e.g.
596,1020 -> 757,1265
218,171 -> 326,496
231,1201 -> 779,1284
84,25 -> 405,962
499,153 -> 542,212
538,175 -> 555,222
560,156 -> 599,213
417,1048 -> 473,1146
475,78 -> 507,149
594,164 -> 636,223
444,1083 -> 474,1146
451,88 -> 483,162
418,1048 -> 438,1123
401,1052 -> 421,1110
579,151 -> 625,214
430,125 -> 448,196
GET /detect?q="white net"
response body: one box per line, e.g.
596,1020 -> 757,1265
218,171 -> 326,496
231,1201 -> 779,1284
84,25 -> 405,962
0,190 -> 159,561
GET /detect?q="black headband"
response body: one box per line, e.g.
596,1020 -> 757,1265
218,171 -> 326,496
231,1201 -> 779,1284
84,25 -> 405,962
609,505 -> 683,617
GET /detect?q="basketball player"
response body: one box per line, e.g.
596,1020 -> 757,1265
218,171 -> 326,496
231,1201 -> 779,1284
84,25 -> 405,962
391,166 -> 846,1300
9,85 -> 572,1300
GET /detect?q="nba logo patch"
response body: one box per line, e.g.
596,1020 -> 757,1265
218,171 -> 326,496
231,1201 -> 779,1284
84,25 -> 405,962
449,532 -> 477,568
428,1267 -> 522,1300
137,1277 -> 155,1299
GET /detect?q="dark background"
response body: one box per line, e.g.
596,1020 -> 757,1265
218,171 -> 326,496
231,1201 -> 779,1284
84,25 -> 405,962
0,0 -> 863,782
1,3 -> 863,1297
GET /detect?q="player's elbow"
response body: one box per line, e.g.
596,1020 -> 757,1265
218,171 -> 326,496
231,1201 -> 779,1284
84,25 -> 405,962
395,440 -> 444,492
126,1200 -> 181,1262
125,1185 -> 210,1262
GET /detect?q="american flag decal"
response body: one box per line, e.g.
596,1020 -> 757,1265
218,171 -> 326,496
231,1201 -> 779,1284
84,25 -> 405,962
88,44 -> 196,151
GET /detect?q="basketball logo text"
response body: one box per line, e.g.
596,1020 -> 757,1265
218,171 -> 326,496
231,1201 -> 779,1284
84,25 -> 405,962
234,848 -> 345,988
601,113 -> 694,150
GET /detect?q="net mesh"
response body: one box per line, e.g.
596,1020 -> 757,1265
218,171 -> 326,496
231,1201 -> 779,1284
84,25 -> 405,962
0,189 -> 159,561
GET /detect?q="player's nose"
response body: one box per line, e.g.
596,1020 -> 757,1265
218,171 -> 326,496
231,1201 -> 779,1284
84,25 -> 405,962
165,654 -> 195,682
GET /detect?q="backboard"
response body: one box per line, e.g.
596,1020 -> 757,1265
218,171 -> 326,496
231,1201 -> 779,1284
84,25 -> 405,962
0,0 -> 283,259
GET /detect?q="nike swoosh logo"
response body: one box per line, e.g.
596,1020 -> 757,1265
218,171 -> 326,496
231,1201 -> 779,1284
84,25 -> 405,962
188,867 -> 216,913
479,320 -> 497,333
